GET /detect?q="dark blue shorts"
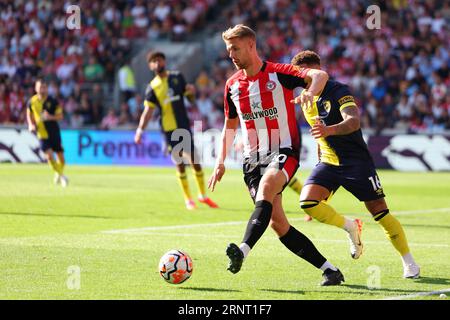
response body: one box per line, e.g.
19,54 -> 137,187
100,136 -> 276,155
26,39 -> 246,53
39,133 -> 63,153
304,162 -> 385,202
164,129 -> 195,151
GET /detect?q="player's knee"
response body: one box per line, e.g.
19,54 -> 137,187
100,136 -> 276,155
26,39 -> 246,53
257,181 -> 278,201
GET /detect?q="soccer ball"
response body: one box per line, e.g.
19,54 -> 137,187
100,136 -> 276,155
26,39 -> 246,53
159,250 -> 193,284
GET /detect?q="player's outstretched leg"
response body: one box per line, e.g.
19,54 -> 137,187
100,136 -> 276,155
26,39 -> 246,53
271,195 -> 344,286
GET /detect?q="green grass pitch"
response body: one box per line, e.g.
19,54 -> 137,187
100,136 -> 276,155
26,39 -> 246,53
0,164 -> 449,300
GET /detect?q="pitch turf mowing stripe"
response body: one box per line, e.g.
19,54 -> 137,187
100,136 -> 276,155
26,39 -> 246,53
381,288 -> 450,300
0,231 -> 447,249
99,231 -> 450,248
101,207 -> 450,234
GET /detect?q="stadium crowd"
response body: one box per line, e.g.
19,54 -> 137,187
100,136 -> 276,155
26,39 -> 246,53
0,0 -> 449,134
0,0 -> 218,127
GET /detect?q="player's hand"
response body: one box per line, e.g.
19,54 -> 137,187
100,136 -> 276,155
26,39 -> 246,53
134,128 -> 143,144
185,84 -> 196,96
208,163 -> 225,192
28,124 -> 36,133
291,90 -> 314,109
310,118 -> 332,139
42,111 -> 50,121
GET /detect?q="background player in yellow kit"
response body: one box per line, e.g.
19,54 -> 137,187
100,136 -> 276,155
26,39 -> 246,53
135,51 -> 218,210
26,78 -> 68,187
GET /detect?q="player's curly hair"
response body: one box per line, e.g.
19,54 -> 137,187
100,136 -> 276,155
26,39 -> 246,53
291,50 -> 321,67
147,51 -> 166,63
222,24 -> 256,41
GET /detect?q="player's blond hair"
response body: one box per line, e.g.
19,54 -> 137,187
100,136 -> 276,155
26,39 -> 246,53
222,24 -> 256,41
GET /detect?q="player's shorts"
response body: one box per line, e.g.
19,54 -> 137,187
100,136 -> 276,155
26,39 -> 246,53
39,132 -> 63,153
243,148 -> 300,202
304,161 -> 385,202
164,128 -> 197,162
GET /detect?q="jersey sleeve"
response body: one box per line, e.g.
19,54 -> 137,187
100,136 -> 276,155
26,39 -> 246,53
272,63 -> 310,90
49,97 -> 62,115
144,84 -> 158,108
334,85 -> 357,111
26,98 -> 32,111
223,82 -> 238,119
179,72 -> 195,102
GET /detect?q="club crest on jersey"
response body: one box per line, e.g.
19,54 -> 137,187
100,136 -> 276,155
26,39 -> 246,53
324,100 -> 331,113
265,80 -> 276,91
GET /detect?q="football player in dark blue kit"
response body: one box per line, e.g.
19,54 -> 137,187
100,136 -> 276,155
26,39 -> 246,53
292,50 -> 419,279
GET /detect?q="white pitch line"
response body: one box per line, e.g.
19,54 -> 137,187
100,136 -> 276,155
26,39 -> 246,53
381,288 -> 450,300
101,207 -> 450,234
102,220 -> 246,234
102,231 -> 449,248
393,207 -> 450,215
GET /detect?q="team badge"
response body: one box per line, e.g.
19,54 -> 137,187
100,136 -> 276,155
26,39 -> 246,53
324,100 -> 331,113
266,80 -> 276,91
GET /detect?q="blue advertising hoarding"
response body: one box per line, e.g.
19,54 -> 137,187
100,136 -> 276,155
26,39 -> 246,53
61,130 -> 173,166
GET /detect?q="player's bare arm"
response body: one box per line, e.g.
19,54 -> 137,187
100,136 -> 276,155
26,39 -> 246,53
135,107 -> 154,144
291,68 -> 329,108
26,108 -> 36,133
310,105 -> 360,139
208,117 -> 239,192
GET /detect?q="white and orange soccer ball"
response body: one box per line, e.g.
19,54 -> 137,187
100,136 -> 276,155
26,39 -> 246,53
159,250 -> 193,284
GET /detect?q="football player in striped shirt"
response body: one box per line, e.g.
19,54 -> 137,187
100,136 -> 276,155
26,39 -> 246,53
292,50 -> 420,278
208,25 -> 344,286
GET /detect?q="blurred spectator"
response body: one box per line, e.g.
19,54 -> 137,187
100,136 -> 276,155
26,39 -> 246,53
84,57 -> 105,82
101,108 -> 119,130
118,61 -> 137,103
118,102 -> 132,126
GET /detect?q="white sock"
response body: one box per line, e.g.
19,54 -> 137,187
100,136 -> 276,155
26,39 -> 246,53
343,218 -> 355,232
401,253 -> 416,266
239,243 -> 251,259
319,261 -> 337,272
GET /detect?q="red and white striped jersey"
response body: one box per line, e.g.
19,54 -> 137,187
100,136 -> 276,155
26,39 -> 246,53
224,61 -> 310,158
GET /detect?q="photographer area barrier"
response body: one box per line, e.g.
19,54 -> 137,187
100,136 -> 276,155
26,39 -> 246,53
1,128 -> 449,171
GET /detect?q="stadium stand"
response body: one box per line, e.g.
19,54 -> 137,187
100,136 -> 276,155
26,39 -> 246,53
0,0 -> 448,134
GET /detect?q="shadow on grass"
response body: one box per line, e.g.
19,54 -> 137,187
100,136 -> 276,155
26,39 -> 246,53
340,284 -> 426,294
259,288 -> 305,295
0,211 -> 115,219
412,277 -> 450,285
178,287 -> 241,293
401,223 -> 450,230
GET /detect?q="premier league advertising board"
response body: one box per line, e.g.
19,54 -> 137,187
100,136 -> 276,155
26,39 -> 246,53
1,128 -> 449,172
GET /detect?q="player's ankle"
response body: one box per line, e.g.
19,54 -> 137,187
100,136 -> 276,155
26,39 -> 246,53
239,243 -> 251,259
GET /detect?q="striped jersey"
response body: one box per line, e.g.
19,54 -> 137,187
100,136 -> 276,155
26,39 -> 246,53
224,61 -> 309,159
